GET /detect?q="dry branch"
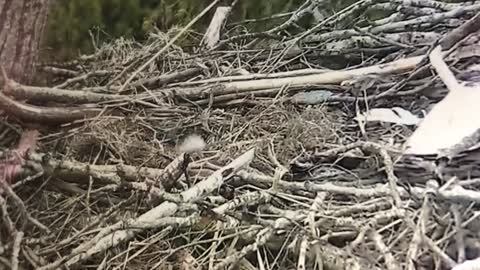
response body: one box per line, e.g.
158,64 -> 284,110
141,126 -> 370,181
1,69 -> 104,124
5,80 -> 125,104
4,1 -> 480,269
172,55 -> 425,99
201,7 -> 232,50
38,148 -> 255,268
0,91 -> 103,124
15,151 -> 203,195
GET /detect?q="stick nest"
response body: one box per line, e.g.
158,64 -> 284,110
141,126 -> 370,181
2,2 -> 480,270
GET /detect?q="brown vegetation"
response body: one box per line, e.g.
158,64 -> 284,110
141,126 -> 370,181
1,1 -> 480,270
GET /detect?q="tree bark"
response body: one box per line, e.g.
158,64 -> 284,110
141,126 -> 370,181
0,0 -> 51,84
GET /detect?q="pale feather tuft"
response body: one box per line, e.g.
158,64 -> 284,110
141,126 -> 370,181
178,134 -> 206,153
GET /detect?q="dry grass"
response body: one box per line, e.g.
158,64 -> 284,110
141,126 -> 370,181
3,11 -> 480,270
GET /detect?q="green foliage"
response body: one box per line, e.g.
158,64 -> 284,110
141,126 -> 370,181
44,0 -> 305,60
45,0 -> 103,58
241,0 -> 295,20
44,0 -> 207,59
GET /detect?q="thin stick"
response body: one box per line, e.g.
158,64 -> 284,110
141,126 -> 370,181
429,46 -> 462,93
117,0 -> 220,93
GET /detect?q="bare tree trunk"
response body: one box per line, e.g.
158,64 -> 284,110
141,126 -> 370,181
0,0 -> 51,84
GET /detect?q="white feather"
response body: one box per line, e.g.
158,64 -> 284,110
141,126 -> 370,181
178,134 -> 206,153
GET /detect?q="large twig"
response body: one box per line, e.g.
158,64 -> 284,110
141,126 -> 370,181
38,148 -> 255,269
0,68 -> 104,124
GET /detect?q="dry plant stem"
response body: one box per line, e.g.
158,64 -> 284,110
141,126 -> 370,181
440,12 -> 480,50
40,149 -> 255,269
392,0 -> 463,11
268,142 -> 288,191
0,258 -> 11,270
411,181 -> 480,203
7,4 -> 480,270
54,70 -> 113,88
192,88 -> 281,105
268,0 -> 313,34
256,250 -> 265,270
125,181 -> 179,203
429,46 -> 462,93
208,221 -> 224,270
315,242 -> 381,270
1,180 -> 44,269
209,192 -> 265,228
240,169 -> 480,207
0,68 -> 103,124
375,58 -> 434,99
149,227 -> 257,269
174,54 -> 423,100
0,195 -> 14,234
306,4 -> 480,43
41,211 -> 196,270
347,208 -> 407,249
349,226 -> 368,251
118,0 -> 221,93
201,6 -> 232,50
5,80 -> 125,104
96,257 -> 107,270
325,199 -> 392,217
213,191 -> 269,215
308,141 -> 402,207
308,193 -> 326,270
212,215 -> 292,270
0,91 -> 102,124
11,171 -> 43,189
1,178 -> 49,232
214,198 -> 399,270
41,66 -> 78,77
239,169 -> 407,199
297,236 -> 308,270
11,231 -> 23,270
212,0 -> 310,48
172,68 -> 328,86
363,143 -> 402,207
26,152 -> 172,187
369,230 -> 400,270
232,10 -> 293,25
325,31 -> 439,54
151,152 -> 188,190
107,229 -> 171,270
38,199 -> 129,255
178,46 -> 476,104
332,0 -> 380,25
406,197 -> 430,270
451,204 -> 466,263
181,148 -> 255,202
423,237 -> 457,268
22,246 -> 45,268
378,33 -> 468,99
130,67 -> 202,89
353,26 -> 413,49
295,0 -> 366,42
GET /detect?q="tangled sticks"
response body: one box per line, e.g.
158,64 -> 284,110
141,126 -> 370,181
3,3 -> 480,270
